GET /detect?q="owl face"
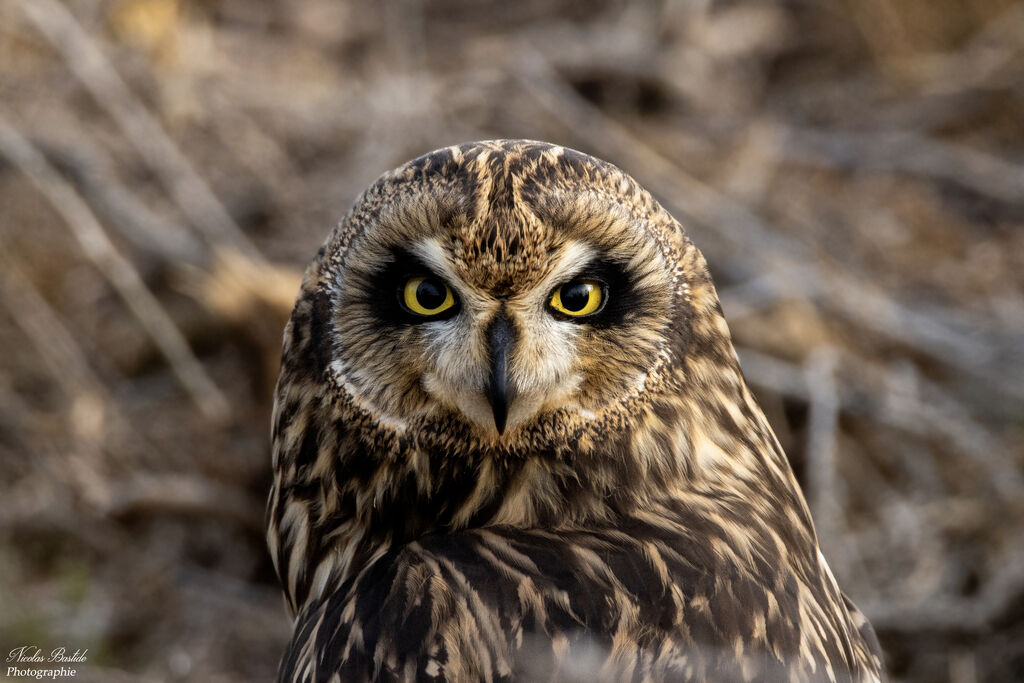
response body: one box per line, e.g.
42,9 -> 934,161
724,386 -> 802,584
320,143 -> 680,442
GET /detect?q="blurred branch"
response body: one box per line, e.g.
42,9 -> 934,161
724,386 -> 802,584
17,0 -> 268,265
780,127 -> 1024,205
803,347 -> 842,548
0,114 -> 230,422
101,472 -> 264,531
0,255 -> 110,407
42,140 -> 206,264
865,545 -> 1024,635
899,1 -> 1024,95
737,347 -> 1023,501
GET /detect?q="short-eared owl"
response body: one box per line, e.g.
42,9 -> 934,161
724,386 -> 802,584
267,140 -> 886,682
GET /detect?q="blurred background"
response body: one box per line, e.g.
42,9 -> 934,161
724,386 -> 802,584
0,0 -> 1022,681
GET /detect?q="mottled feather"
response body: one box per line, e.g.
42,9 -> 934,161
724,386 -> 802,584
267,140 -> 886,682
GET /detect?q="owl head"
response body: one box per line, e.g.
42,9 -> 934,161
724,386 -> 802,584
285,140 -> 733,447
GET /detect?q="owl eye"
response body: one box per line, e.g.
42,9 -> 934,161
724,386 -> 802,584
401,276 -> 456,317
549,279 -> 604,317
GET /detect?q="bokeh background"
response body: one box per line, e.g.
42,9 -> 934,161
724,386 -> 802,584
0,0 -> 1022,681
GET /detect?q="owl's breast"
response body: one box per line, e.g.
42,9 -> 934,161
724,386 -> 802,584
281,519 -> 880,682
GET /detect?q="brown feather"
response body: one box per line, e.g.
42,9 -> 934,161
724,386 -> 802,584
267,140 -> 886,682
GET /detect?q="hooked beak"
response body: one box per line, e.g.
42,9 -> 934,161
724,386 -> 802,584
484,312 -> 515,435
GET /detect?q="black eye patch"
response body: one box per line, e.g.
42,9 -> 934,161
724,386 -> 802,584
368,248 -> 461,324
364,248 -> 644,328
552,258 -> 641,328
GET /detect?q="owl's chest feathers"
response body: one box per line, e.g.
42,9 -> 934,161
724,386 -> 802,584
281,413 -> 808,614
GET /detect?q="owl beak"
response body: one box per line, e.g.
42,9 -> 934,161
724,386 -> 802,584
485,312 -> 515,435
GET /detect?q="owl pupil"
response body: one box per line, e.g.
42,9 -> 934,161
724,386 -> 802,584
416,279 -> 446,309
561,282 -> 591,311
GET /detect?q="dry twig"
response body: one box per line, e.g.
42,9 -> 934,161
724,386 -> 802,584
0,114 -> 230,422
780,127 -> 1024,206
803,347 -> 842,550
17,0 -> 267,265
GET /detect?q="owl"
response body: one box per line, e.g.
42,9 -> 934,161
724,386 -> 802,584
266,140 -> 886,682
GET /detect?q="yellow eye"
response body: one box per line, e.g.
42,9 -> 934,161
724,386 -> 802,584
402,276 -> 455,316
550,280 -> 603,317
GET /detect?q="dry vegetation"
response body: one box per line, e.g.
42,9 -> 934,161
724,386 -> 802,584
0,0 -> 1022,681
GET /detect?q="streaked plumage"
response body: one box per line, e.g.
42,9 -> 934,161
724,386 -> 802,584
267,140 -> 886,682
